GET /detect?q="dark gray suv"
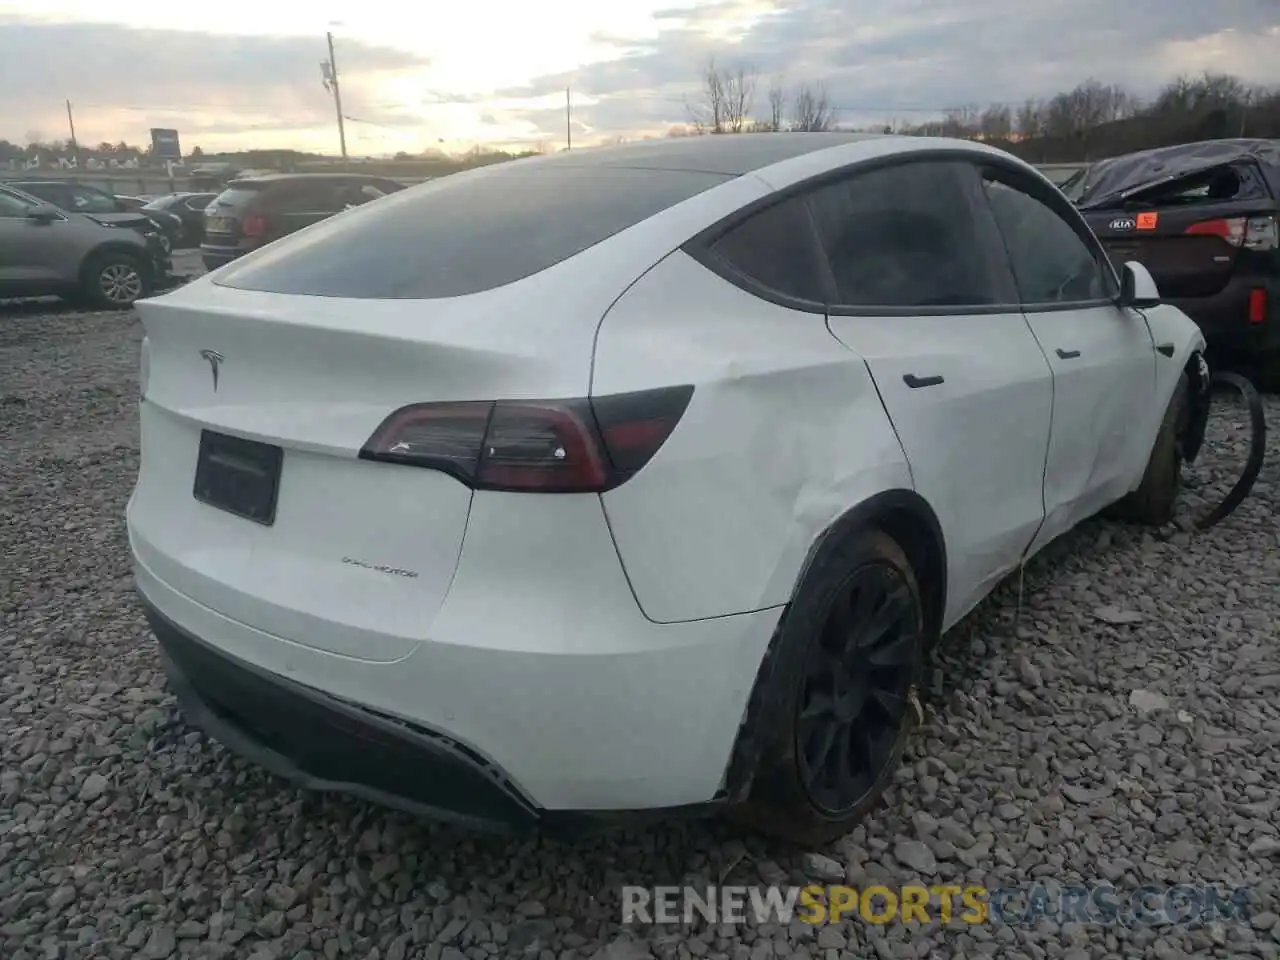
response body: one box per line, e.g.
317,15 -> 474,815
0,183 -> 172,309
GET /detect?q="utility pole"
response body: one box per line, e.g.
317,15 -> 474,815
566,87 -> 571,150
65,100 -> 78,166
322,32 -> 349,166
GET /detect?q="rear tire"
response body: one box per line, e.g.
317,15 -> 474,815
81,251 -> 150,310
1110,372 -> 1185,526
728,529 -> 925,846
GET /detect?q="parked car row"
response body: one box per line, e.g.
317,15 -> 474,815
0,181 -> 174,308
2,178 -> 186,255
198,173 -> 406,270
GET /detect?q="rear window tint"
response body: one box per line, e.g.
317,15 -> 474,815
212,186 -> 264,208
214,164 -> 732,299
709,196 -> 828,303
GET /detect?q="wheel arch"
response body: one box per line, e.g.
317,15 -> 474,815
723,488 -> 947,802
77,241 -> 153,286
1180,350 -> 1211,464
790,489 -> 947,646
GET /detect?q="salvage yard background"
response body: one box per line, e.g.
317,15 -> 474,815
1,254 -> 1279,959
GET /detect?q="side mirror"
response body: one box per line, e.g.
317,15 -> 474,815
26,206 -> 57,224
1119,261 -> 1161,309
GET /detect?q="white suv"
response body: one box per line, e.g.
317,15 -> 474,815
127,133 -> 1203,843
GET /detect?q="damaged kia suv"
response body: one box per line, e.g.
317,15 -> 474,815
1077,139 -> 1280,386
127,134 -> 1204,843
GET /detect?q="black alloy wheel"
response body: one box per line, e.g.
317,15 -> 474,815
796,562 -> 917,815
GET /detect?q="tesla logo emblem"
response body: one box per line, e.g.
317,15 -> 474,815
199,349 -> 224,391
1109,217 -> 1136,231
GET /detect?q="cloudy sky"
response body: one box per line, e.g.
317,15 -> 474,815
1,0 -> 1276,155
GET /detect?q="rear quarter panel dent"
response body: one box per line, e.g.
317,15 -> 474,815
592,250 -> 912,624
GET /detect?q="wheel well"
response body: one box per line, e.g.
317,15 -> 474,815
873,506 -> 946,646
78,242 -> 151,286
1181,351 -> 1210,463
792,490 -> 947,646
723,489 -> 947,803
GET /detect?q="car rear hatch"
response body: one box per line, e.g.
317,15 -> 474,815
1081,161 -> 1277,299
203,183 -> 264,246
130,161 -> 745,662
130,280 -> 605,664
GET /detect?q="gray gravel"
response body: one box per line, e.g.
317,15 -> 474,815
2,300 -> 1278,960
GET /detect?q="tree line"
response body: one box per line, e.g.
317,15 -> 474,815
674,62 -> 1280,163
6,68 -> 1276,166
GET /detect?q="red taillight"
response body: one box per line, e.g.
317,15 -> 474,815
241,213 -> 267,239
1249,288 -> 1267,324
1184,216 -> 1277,250
1185,217 -> 1246,245
359,386 -> 694,493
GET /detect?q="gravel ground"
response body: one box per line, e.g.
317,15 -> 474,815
2,299 -> 1279,960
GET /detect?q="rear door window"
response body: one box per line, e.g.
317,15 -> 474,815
214,164 -> 731,299
267,182 -> 345,215
807,159 -> 1013,309
67,186 -> 118,214
334,182 -> 391,209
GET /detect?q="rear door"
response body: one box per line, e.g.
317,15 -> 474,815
812,157 -> 1055,626
981,164 -> 1157,548
1082,163 -> 1275,299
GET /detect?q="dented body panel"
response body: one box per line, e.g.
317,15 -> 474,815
591,249 -> 912,624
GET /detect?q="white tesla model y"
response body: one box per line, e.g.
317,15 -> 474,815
128,133 -> 1204,843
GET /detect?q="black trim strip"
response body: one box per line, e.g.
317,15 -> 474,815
682,146 -> 1130,319
139,597 -> 725,837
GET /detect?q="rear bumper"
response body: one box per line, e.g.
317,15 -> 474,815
129,489 -> 782,818
1170,276 -> 1280,357
145,599 -> 544,832
200,246 -> 243,271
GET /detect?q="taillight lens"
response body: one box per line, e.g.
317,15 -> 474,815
1249,288 -> 1268,324
1184,216 -> 1278,250
242,213 -> 267,239
359,386 -> 694,493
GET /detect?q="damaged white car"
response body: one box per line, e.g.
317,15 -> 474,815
127,133 -> 1205,843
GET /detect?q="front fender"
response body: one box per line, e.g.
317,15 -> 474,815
1142,303 -> 1206,411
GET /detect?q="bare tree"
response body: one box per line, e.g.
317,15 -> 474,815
722,63 -> 756,133
791,83 -> 834,132
1016,99 -> 1045,139
940,105 -> 981,138
765,76 -> 787,132
979,104 -> 1013,140
687,57 -> 757,134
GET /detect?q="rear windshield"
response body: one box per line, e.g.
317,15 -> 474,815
213,163 -> 732,299
211,186 -> 265,208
